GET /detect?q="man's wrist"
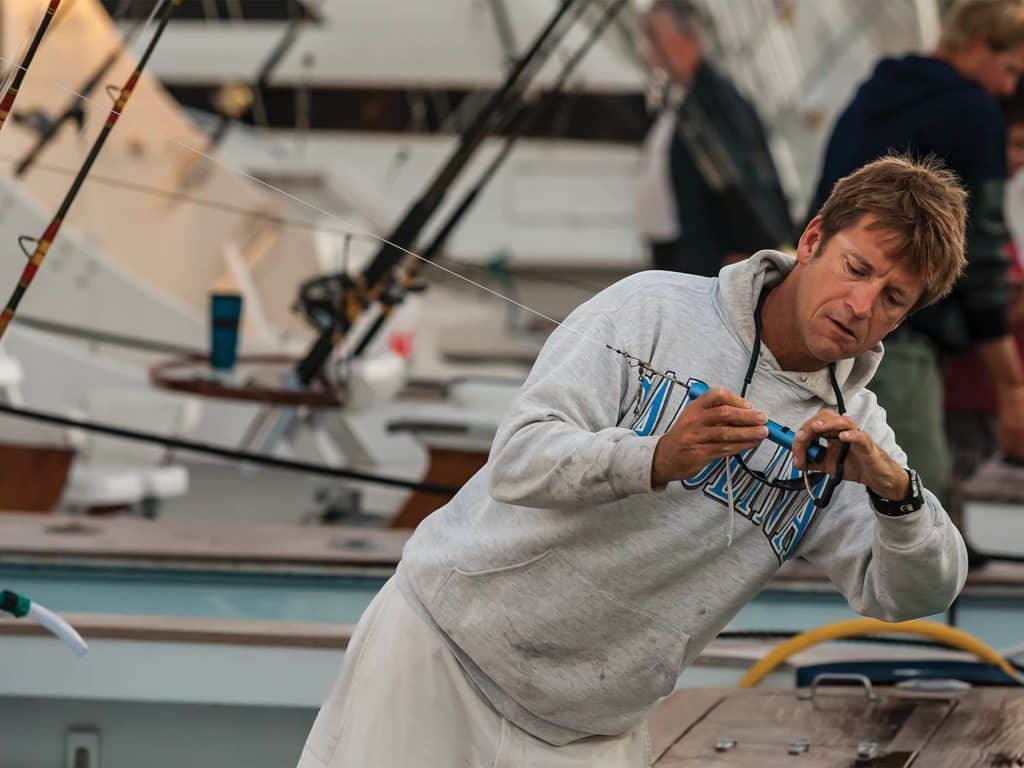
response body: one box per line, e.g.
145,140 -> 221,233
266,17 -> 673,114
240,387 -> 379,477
651,435 -> 671,489
867,468 -> 924,517
866,460 -> 910,500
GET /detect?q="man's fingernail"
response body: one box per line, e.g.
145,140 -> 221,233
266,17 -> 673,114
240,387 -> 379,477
840,431 -> 849,439
743,401 -> 753,408
796,430 -> 806,440
814,420 -> 824,427
756,411 -> 767,421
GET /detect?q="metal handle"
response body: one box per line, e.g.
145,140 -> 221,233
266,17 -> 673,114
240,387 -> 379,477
797,673 -> 879,702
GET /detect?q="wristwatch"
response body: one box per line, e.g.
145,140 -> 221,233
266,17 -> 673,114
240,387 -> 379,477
867,468 -> 924,517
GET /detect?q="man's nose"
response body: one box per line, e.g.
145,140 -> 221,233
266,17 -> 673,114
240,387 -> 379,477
847,284 -> 875,319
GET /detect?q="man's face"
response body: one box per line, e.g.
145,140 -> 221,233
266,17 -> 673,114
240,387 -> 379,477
969,41 -> 1024,98
790,215 -> 924,364
642,10 -> 702,85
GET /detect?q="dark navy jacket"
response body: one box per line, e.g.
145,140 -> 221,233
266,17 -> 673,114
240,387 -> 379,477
810,55 -> 1010,351
657,61 -> 795,277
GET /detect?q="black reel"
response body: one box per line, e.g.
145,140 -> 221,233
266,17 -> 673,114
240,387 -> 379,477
295,272 -> 356,332
295,272 -> 428,334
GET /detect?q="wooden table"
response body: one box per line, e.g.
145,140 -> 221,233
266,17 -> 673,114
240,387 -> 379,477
650,686 -> 1024,766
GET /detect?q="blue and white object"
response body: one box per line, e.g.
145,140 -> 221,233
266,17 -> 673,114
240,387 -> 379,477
1,589 -> 87,657
687,379 -> 825,465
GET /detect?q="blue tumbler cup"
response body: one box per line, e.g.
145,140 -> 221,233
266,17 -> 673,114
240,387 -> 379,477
210,293 -> 243,372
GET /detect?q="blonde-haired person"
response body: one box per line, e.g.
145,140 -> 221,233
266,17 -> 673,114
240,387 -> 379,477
296,155 -> 967,768
810,0 -> 1024,512
944,91 -> 1024,503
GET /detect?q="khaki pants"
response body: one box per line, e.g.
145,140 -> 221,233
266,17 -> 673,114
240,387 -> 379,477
297,578 -> 652,768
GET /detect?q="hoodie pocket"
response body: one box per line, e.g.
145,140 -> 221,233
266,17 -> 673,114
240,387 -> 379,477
431,549 -> 689,736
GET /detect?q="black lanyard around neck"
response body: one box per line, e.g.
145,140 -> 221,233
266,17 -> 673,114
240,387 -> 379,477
734,286 -> 849,508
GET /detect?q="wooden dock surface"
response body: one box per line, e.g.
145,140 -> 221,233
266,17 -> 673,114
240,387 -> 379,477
650,686 -> 1024,766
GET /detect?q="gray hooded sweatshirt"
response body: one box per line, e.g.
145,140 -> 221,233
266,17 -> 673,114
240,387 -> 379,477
397,250 -> 968,746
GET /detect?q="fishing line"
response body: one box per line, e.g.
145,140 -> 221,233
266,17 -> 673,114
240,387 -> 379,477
0,154 -> 612,295
0,47 -> 640,373
1,0 -> 804,450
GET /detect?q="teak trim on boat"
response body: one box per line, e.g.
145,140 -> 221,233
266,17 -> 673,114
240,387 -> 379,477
0,612 -> 353,649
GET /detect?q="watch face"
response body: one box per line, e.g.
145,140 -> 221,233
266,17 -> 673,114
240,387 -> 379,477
901,469 -> 924,513
908,470 -> 922,498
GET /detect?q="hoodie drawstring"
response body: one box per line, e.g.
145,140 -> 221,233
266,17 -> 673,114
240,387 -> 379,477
724,457 -> 736,546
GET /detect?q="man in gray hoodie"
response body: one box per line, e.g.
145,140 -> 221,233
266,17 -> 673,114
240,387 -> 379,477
296,155 -> 970,768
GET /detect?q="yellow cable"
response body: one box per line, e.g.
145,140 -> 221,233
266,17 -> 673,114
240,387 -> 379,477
738,618 -> 1019,687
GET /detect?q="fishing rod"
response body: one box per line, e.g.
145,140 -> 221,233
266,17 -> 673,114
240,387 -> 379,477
0,0 -> 64,134
14,0 -> 147,178
351,0 -> 629,357
293,0 -> 590,385
0,401 -> 458,495
0,0 -> 181,341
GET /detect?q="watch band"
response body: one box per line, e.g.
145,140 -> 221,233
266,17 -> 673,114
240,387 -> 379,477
867,468 -> 924,517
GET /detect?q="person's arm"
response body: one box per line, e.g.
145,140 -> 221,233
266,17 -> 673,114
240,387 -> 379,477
979,335 -> 1024,456
730,89 -> 796,250
1008,285 -> 1024,328
793,397 -> 968,620
668,110 -> 729,275
489,287 -> 771,509
960,176 -> 1022,457
487,305 -> 661,509
955,103 -> 1022,456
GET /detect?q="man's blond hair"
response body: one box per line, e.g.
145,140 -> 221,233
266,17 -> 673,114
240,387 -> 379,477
814,155 -> 968,310
940,0 -> 1024,53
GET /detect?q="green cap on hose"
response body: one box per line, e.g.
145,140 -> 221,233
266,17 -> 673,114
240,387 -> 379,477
1,589 -> 30,618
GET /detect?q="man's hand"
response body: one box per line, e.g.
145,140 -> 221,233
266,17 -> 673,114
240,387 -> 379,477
792,410 -> 909,499
651,387 -> 768,487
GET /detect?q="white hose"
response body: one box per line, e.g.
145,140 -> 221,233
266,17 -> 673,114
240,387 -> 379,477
26,601 -> 88,657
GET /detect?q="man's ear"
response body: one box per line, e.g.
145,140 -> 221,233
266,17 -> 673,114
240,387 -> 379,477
795,216 -> 824,265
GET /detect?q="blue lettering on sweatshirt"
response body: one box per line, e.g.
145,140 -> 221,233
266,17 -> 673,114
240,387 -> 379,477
631,375 -> 824,562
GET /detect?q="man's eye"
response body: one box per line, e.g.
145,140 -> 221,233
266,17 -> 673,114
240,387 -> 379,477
885,291 -> 905,307
845,260 -> 865,276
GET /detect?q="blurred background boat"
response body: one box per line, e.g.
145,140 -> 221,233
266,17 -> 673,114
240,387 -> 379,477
3,2 -> 1024,767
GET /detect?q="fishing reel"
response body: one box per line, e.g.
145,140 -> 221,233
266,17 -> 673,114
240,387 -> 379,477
295,272 -> 357,333
295,271 -> 426,334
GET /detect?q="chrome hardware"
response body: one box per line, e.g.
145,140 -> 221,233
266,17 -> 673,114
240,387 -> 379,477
798,673 -> 879,702
714,736 -> 737,752
787,738 -> 810,755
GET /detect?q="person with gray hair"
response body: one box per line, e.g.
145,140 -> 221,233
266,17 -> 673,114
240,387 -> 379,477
636,0 -> 794,277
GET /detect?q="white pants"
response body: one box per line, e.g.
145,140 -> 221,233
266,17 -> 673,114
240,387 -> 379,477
296,577 -> 652,767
